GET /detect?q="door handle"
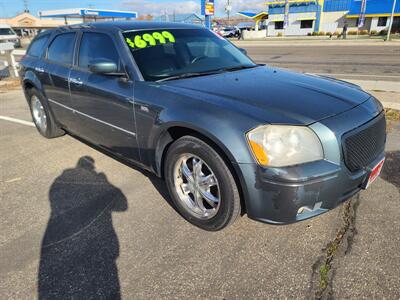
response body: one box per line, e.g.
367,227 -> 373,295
35,67 -> 44,73
70,77 -> 83,86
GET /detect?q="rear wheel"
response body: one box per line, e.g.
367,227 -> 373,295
165,136 -> 241,231
27,88 -> 64,138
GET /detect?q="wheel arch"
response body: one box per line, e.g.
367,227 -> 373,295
21,70 -> 45,101
155,124 -> 247,214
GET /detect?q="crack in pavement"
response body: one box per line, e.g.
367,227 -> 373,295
308,194 -> 361,299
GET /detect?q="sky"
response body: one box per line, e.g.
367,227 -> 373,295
0,0 -> 265,18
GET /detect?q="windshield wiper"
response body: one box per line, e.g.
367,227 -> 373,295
217,65 -> 258,72
155,65 -> 258,82
155,70 -> 224,82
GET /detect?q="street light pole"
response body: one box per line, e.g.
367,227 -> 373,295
225,0 -> 232,26
387,0 -> 397,41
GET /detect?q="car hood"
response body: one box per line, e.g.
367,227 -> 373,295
162,66 -> 371,125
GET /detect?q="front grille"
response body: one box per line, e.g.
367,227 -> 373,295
342,113 -> 386,172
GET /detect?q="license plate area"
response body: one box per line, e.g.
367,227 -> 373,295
363,158 -> 385,189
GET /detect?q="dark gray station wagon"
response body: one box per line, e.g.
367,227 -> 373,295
20,22 -> 386,231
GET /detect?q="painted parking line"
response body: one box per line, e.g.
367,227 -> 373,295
0,116 -> 35,127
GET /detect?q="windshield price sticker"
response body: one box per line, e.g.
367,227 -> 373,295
126,31 -> 175,49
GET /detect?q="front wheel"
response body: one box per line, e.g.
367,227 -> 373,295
165,136 -> 241,231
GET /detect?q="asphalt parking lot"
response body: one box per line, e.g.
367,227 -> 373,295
1,87 -> 399,298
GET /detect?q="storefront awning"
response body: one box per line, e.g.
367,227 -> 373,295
346,13 -> 400,19
237,11 -> 269,20
38,8 -> 138,19
265,0 -> 316,6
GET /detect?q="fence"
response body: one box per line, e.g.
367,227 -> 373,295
0,43 -> 26,79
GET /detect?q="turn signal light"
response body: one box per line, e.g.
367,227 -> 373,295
249,140 -> 269,165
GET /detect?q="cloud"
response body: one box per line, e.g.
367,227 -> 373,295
121,0 -> 200,16
216,0 -> 265,15
120,0 -> 266,17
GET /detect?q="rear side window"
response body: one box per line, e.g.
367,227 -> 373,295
27,35 -> 50,57
78,32 -> 121,70
47,33 -> 76,65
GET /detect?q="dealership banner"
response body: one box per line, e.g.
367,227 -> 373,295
284,0 -> 289,29
358,0 -> 367,27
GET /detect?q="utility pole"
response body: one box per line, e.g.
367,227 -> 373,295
387,0 -> 397,41
225,0 -> 232,26
23,0 -> 29,12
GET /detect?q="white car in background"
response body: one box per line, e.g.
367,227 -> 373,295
0,24 -> 21,48
215,27 -> 239,38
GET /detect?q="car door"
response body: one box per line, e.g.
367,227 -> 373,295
69,31 -> 140,162
44,32 -> 77,129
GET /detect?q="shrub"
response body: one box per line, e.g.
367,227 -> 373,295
312,31 -> 319,36
359,30 -> 369,35
326,32 -> 333,36
277,32 -> 283,37
333,31 -> 339,36
318,31 -> 325,36
348,30 -> 358,35
370,30 -> 378,35
379,29 -> 388,35
307,32 -> 312,36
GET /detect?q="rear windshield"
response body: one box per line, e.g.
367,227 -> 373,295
27,34 -> 50,57
123,28 -> 255,81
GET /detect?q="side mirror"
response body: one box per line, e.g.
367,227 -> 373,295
89,59 -> 121,75
239,48 -> 247,55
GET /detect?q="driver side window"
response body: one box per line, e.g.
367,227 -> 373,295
78,32 -> 122,71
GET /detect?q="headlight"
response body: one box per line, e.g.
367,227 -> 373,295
246,125 -> 323,167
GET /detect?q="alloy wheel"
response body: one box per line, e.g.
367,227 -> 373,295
31,95 -> 47,132
173,154 -> 221,219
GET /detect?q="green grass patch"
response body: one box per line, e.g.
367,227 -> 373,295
385,108 -> 400,133
319,263 -> 330,290
385,108 -> 400,122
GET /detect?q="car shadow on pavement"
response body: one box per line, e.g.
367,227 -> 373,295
381,150 -> 400,190
38,156 -> 127,299
70,133 -> 178,213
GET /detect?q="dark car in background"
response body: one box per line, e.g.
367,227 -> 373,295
19,22 -> 386,231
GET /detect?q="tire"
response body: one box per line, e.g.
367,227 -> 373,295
165,136 -> 241,231
27,88 -> 64,138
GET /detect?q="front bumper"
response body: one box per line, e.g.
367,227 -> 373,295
238,154 -> 384,224
237,97 -> 385,224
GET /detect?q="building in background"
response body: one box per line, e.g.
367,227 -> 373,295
0,8 -> 139,37
346,0 -> 400,33
237,11 -> 269,30
0,12 -> 73,37
263,0 -> 399,36
38,8 -> 138,24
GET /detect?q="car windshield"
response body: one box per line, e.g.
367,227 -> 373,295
123,28 -> 256,81
0,28 -> 16,35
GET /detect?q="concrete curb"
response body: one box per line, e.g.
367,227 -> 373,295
338,79 -> 400,110
340,79 -> 400,93
232,39 -> 400,46
381,101 -> 400,111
